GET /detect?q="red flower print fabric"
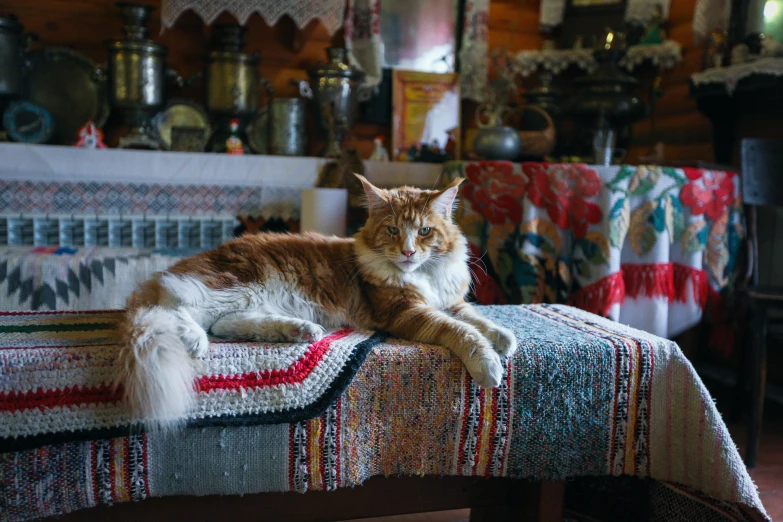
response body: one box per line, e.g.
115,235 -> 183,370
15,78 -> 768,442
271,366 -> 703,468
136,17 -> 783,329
461,161 -> 527,225
680,169 -> 736,221
522,163 -> 603,238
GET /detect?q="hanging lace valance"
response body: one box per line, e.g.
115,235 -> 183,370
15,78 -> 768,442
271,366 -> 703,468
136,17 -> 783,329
510,40 -> 682,77
161,0 -> 346,35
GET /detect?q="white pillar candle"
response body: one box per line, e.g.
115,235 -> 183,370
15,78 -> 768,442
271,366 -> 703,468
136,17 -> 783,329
300,188 -> 348,237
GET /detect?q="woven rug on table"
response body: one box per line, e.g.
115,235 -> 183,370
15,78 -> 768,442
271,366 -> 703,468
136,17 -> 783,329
0,305 -> 769,522
0,310 -> 383,450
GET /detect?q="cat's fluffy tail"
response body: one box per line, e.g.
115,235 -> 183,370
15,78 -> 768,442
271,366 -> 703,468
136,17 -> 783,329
116,306 -> 200,430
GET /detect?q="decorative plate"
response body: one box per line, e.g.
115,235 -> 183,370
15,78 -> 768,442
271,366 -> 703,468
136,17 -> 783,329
24,47 -> 109,145
152,99 -> 212,150
2,100 -> 54,144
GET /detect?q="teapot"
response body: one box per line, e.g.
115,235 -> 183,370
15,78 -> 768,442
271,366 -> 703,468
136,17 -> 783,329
472,101 -> 523,161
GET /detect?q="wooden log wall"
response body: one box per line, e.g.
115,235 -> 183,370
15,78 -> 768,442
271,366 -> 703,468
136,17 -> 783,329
0,0 -> 386,157
486,0 -> 713,164
1,0 -> 712,163
626,0 -> 714,163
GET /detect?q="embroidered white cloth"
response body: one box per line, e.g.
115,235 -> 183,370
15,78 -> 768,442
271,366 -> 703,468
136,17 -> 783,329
621,40 -> 682,70
161,0 -> 346,35
459,0 -> 490,102
539,0 -> 670,28
690,58 -> 783,94
511,48 -> 594,77
511,41 -> 681,77
345,0 -> 383,90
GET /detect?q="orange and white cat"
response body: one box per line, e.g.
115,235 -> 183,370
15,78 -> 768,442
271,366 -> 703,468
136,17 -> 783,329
118,175 -> 517,428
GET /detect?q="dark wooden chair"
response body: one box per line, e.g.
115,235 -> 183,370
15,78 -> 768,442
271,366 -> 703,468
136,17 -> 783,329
739,138 -> 783,468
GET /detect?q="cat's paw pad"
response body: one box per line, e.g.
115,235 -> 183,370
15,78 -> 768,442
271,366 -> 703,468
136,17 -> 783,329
468,350 -> 504,389
487,326 -> 517,357
286,321 -> 326,343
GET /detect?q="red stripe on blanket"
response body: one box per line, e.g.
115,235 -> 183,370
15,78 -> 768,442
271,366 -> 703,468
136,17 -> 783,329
0,384 -> 123,412
196,329 -> 353,392
0,330 -> 353,413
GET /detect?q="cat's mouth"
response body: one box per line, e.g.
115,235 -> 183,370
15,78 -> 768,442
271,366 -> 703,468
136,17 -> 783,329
394,257 -> 423,272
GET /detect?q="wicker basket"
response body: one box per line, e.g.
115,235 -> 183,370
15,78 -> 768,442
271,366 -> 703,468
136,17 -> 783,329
518,105 -> 556,157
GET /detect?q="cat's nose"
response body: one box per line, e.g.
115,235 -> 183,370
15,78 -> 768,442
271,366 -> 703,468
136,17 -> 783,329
402,249 -> 415,258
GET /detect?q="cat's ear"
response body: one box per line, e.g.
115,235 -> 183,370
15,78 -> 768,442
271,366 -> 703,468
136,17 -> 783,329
430,177 -> 463,218
354,173 -> 388,213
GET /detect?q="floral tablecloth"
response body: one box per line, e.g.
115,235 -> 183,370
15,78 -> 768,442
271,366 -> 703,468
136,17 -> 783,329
443,161 -> 743,340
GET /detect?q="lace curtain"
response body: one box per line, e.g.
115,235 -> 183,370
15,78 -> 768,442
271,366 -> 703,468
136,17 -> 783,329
161,0 -> 346,35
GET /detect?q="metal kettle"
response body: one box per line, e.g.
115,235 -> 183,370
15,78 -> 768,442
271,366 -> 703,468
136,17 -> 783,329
296,47 -> 365,157
472,102 -> 524,162
0,14 -> 35,104
104,2 -> 180,126
203,24 -> 272,121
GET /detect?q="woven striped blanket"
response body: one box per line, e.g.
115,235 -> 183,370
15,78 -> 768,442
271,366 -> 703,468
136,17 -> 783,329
0,305 -> 768,521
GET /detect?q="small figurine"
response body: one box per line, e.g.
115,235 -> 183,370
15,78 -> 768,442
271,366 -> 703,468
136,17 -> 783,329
573,35 -> 584,50
431,138 -> 442,156
639,4 -> 666,45
369,136 -> 390,161
407,143 -> 419,162
74,121 -> 107,149
225,119 -> 244,155
444,128 -> 458,160
704,30 -> 729,68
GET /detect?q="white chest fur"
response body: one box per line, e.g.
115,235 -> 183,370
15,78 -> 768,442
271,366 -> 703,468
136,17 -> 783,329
402,249 -> 471,310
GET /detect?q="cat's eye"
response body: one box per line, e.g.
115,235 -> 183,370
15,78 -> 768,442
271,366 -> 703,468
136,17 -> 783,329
418,227 -> 432,236
387,226 -> 400,235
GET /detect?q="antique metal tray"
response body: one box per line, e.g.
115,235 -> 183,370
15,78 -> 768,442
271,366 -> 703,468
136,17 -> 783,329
24,47 -> 109,145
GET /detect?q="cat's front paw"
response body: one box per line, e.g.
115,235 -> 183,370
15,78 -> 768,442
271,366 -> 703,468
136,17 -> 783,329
176,316 -> 209,357
467,349 -> 504,388
286,321 -> 326,343
486,326 -> 517,357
